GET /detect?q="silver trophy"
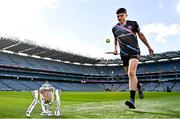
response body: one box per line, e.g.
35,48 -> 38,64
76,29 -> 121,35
26,81 -> 61,117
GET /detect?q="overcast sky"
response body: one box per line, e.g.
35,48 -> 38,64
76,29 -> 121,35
0,0 -> 179,59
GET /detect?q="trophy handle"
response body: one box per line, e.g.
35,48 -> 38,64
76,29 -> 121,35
55,89 -> 61,116
39,92 -> 47,113
26,90 -> 38,117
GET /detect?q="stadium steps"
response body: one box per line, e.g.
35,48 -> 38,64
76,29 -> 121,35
152,83 -> 160,91
112,84 -> 123,91
73,83 -> 100,91
62,83 -> 85,91
4,54 -> 30,68
83,83 -> 104,91
22,80 -> 42,90
154,82 -> 174,91
0,80 -> 12,91
171,82 -> 180,91
79,83 -> 96,91
1,79 -> 31,91
58,82 -> 80,91
97,84 -> 105,88
37,59 -> 59,71
99,84 -> 107,91
103,84 -> 113,91
48,62 -> 72,73
170,83 -> 176,90
34,81 -> 46,86
49,82 -> 78,91
0,53 -> 14,64
19,56 -> 44,69
118,83 -> 129,91
16,80 -> 40,90
143,82 -> 159,91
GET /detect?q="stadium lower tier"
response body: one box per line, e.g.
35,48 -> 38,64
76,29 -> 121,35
0,79 -> 179,92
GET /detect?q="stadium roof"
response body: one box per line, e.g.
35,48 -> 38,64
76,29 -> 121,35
0,36 -> 180,65
0,37 -> 100,64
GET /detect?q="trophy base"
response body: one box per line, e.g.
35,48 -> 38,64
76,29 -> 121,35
41,111 -> 53,116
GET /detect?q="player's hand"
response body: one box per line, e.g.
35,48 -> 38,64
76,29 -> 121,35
148,47 -> 154,56
113,50 -> 118,55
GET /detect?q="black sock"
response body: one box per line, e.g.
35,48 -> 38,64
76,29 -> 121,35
137,82 -> 141,89
130,90 -> 136,103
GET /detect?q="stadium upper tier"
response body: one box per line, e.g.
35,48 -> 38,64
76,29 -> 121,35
0,37 -> 180,65
0,50 -> 179,76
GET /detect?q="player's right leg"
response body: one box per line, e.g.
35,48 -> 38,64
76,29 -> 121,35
126,58 -> 139,109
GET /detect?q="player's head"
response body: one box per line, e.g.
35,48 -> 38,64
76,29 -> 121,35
116,8 -> 127,23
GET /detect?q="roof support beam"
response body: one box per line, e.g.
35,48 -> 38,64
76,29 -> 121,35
2,42 -> 21,50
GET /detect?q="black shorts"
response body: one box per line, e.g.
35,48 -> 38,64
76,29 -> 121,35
121,54 -> 140,67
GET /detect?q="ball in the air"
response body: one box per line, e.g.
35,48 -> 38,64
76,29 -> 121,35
106,38 -> 110,43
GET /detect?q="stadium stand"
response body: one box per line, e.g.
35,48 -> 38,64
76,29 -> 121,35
0,37 -> 180,91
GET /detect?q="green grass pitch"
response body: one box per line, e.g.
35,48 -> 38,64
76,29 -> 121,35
0,91 -> 180,119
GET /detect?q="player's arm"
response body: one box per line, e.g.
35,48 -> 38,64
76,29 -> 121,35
112,28 -> 119,55
113,37 -> 119,55
137,32 -> 154,55
135,21 -> 154,56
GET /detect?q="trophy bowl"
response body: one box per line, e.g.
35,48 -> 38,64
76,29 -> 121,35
39,82 -> 54,105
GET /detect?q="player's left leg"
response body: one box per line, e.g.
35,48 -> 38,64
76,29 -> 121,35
125,58 -> 139,109
124,64 -> 144,99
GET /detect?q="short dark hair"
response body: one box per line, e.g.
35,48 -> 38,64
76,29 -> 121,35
116,8 -> 127,14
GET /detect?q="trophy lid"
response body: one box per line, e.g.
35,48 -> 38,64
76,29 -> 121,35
39,81 -> 54,91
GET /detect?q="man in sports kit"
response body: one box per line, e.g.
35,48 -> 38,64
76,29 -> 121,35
112,8 -> 154,109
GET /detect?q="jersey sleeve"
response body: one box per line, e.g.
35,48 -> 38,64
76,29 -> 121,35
135,21 -> 140,33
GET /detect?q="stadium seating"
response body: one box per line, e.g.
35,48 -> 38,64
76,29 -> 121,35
0,51 -> 179,91
154,82 -> 174,91
171,82 -> 180,91
0,79 -> 31,91
0,81 -> 12,91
